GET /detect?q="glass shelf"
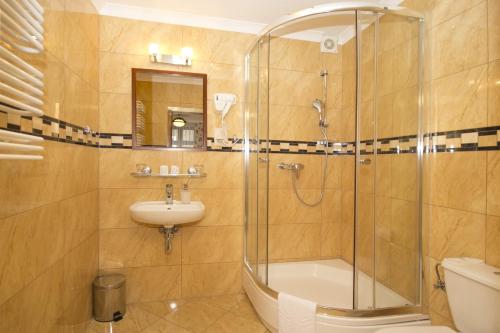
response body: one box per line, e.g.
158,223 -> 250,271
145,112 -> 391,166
130,172 -> 207,178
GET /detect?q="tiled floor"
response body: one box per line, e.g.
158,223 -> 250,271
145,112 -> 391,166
86,293 -> 271,333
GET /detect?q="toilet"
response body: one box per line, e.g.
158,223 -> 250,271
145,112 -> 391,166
376,257 -> 500,333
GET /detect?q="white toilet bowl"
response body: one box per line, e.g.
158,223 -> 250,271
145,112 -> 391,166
377,257 -> 500,333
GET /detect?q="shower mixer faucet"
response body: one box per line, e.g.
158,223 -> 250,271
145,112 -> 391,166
277,162 -> 304,178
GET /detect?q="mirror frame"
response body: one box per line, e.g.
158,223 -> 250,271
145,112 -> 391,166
131,68 -> 208,151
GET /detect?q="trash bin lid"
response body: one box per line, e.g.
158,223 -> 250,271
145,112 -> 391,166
93,273 -> 126,290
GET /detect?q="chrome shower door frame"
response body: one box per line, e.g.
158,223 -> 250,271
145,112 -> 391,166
243,2 -> 425,317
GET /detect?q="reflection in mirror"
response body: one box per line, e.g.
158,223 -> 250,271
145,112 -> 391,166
132,68 -> 207,150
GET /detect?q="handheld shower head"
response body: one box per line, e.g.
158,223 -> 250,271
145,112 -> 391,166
312,99 -> 323,113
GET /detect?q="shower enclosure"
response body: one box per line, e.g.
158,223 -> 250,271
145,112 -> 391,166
243,2 -> 428,332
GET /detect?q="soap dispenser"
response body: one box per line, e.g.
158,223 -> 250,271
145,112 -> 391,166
181,183 -> 191,204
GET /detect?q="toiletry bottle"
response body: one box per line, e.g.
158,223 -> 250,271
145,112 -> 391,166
181,183 -> 191,204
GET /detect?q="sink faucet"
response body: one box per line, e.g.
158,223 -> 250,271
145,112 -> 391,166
165,184 -> 173,204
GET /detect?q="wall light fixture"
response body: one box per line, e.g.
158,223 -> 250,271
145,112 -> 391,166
148,43 -> 193,66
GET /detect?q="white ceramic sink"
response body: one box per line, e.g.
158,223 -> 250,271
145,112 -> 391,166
129,200 -> 205,227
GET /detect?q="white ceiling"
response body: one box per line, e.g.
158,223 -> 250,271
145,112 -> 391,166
91,0 -> 403,42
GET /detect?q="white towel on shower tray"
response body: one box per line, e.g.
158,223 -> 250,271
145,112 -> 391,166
278,292 -> 316,333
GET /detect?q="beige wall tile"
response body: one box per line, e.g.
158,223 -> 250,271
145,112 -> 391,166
64,68 -> 99,129
375,196 -> 392,241
320,223 -> 341,258
269,69 -> 321,107
486,215 -> 500,267
269,105 -> 324,142
430,0 -> 484,27
181,226 -> 242,264
180,61 -> 243,99
378,13 -> 415,53
487,151 -> 500,216
321,189 -> 342,224
488,60 -> 500,125
268,224 -> 321,260
488,0 -> 500,61
183,27 -> 253,66
61,233 -> 99,332
392,86 -> 419,136
429,152 -> 487,213
0,203 -> 66,306
0,192 -> 98,306
190,189 -> 243,226
0,142 -> 98,219
431,2 -> 488,79
377,93 -> 394,138
0,263 -> 64,333
375,237 -> 390,284
100,16 -> 183,56
393,38 -> 419,90
182,152 -> 242,189
100,227 -> 181,269
432,64 -> 488,131
100,93 -> 132,133
429,205 -> 486,261
389,243 -> 418,302
391,154 -> 417,201
325,156 -> 342,190
270,38 -> 322,73
268,189 -> 322,224
391,199 -> 418,251
181,262 -> 242,298
104,266 -> 181,303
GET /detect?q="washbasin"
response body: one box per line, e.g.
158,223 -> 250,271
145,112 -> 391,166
129,200 -> 205,227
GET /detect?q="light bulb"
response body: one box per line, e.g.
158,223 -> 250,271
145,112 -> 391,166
181,47 -> 193,58
148,43 -> 160,56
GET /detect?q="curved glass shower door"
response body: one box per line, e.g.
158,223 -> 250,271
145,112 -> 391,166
354,11 -> 423,310
244,35 -> 270,285
244,5 -> 424,314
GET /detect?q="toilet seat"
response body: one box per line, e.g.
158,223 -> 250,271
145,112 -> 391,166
375,326 -> 456,333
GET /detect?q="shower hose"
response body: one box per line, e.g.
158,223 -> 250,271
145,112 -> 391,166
291,125 -> 329,207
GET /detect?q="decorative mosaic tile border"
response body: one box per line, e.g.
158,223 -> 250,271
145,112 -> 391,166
0,112 -> 99,147
1,112 -> 500,154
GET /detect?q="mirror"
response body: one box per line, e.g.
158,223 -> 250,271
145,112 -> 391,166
132,68 -> 207,150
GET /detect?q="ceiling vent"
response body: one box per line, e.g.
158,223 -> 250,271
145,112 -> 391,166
320,35 -> 338,53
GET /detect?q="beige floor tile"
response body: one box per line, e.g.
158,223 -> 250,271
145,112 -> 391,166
164,299 -> 227,332
142,318 -> 192,333
133,300 -> 187,319
204,311 -> 267,333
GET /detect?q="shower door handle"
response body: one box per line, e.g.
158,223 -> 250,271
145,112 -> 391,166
359,158 -> 371,165
258,157 -> 269,163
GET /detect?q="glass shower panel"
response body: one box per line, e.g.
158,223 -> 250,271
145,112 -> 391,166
244,43 -> 260,276
354,10 -> 378,310
244,36 -> 270,284
354,10 -> 422,309
257,35 -> 270,284
374,12 -> 422,307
